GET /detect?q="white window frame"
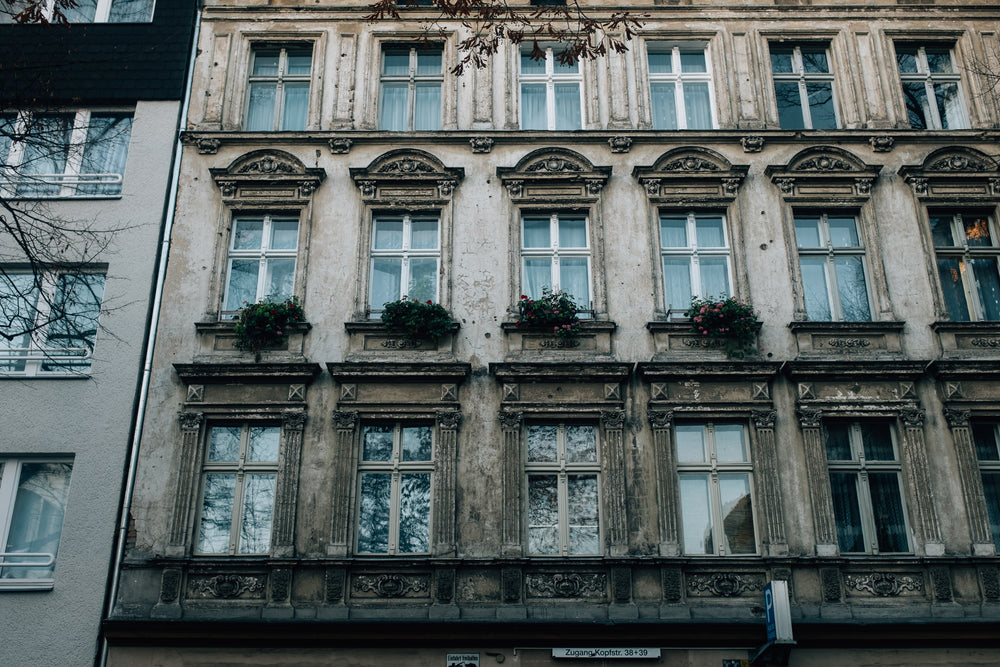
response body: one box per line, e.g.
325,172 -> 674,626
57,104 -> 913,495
659,211 -> 732,313
895,44 -> 967,130
972,421 -> 1000,551
646,44 -> 716,130
6,0 -> 155,23
222,214 -> 301,313
769,44 -> 839,130
794,211 -> 873,322
0,458 -> 73,590
245,45 -> 313,132
930,210 -> 1000,322
356,422 -> 435,555
524,422 -> 602,557
520,212 -> 592,312
518,47 -> 584,130
0,269 -> 106,376
194,423 -> 281,556
368,213 -> 441,315
676,422 -> 757,556
0,110 -> 132,199
378,46 -> 444,131
825,421 -> 911,555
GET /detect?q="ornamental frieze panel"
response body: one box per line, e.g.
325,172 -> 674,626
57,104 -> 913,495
767,146 -> 880,200
899,148 -> 1000,199
210,149 -> 325,200
186,573 -> 266,600
497,148 -> 611,201
349,149 -> 464,201
351,573 -> 430,599
633,147 -> 747,202
526,572 -> 606,599
687,572 -> 765,598
844,572 -> 924,598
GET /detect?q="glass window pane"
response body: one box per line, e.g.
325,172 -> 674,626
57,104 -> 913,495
929,215 -> 957,246
252,50 -> 280,76
414,83 -> 441,131
650,82 -> 677,130
981,472 -> 1000,550
233,219 -> 264,250
719,474 -> 755,554
660,217 -> 688,248
770,49 -> 793,73
521,84 -> 547,130
246,83 -> 276,131
647,52 -> 672,74
379,83 -> 409,131
925,49 -> 953,74
416,50 -> 442,75
398,473 -> 431,553
559,258 -> 590,307
527,425 -> 558,462
825,423 -> 852,460
247,426 -> 280,462
523,258 -> 552,300
17,115 -> 71,197
286,49 -> 313,75
79,114 -> 131,196
281,83 -> 309,131
834,256 -> 871,322
410,219 -> 439,249
373,218 -> 404,250
775,82 -> 805,130
937,258 -> 971,321
528,474 -> 559,554
680,474 -> 713,554
401,426 -> 432,462
807,82 -> 837,129
860,422 -> 895,461
362,425 -> 394,462
554,83 -> 582,130
357,473 -> 391,553
238,473 -> 275,554
973,424 -> 1000,461
694,216 -> 726,248
902,82 -> 930,129
382,50 -> 410,76
684,82 -> 712,129
676,425 -> 706,463
794,217 -> 822,248
264,258 -> 295,301
63,0 -> 97,21
44,274 -> 105,366
0,274 -> 37,372
933,82 -> 964,130
567,475 -> 600,555
565,425 -> 597,463
2,462 -> 72,579
226,260 -> 260,310
700,257 -> 730,299
523,217 -> 551,248
896,47 -> 918,73
663,257 -> 693,311
520,53 -> 546,75
680,51 -> 707,73
828,217 -> 860,247
829,472 -> 864,553
407,258 -> 438,303
554,58 -> 579,74
801,49 -> 829,73
800,256 -> 833,321
963,215 -> 994,247
868,472 -> 909,552
972,258 -> 1000,321
714,425 -> 747,462
197,473 -> 236,553
270,220 -> 298,250
558,217 -> 587,248
108,0 -> 155,22
208,426 -> 241,462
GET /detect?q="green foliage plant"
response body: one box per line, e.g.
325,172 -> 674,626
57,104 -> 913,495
380,298 -> 453,342
233,297 -> 304,361
516,288 -> 582,340
685,296 -> 760,358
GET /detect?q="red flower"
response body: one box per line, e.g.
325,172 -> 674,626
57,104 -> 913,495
427,300 -> 433,304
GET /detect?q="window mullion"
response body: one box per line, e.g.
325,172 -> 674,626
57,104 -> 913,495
558,472 -> 569,556
231,470 -> 246,554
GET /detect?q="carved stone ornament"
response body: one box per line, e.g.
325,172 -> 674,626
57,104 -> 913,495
643,178 -> 661,195
358,180 -> 376,197
159,568 -> 182,603
662,157 -> 720,172
332,409 -> 359,430
795,156 -> 853,172
907,176 -> 929,194
722,177 -> 742,195
469,136 -> 494,153
270,568 -> 291,602
498,409 -> 523,430
928,155 -> 989,172
325,568 -> 345,603
845,572 -> 923,597
854,177 -> 875,195
352,573 -> 428,598
687,572 -> 765,597
239,156 -> 295,175
797,407 -> 823,428
648,409 -> 674,429
211,149 -> 325,198
608,136 -> 633,153
218,181 -> 236,197
505,180 -> 523,196
930,566 -> 952,602
741,136 -> 765,153
191,574 -> 264,599
527,572 -> 605,598
185,384 -> 204,402
944,407 -> 971,428
661,567 -> 683,602
282,408 -> 307,431
502,567 -> 522,602
869,136 -> 894,153
821,568 -> 841,602
525,156 -> 582,173
196,137 -> 221,155
752,409 -> 777,430
775,177 -> 796,194
991,178 -> 1000,196
178,412 -> 203,431
612,567 -> 631,603
438,180 -> 456,197
328,138 -> 353,154
436,408 -> 462,430
586,178 -> 604,195
601,409 -> 626,430
980,566 -> 1000,600
434,568 -> 456,603
378,158 -> 435,174
901,407 -> 925,428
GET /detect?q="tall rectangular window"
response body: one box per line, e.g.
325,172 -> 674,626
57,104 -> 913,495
795,212 -> 871,321
246,46 -> 312,131
647,46 -> 714,130
0,270 -> 106,375
379,47 -> 443,131
676,423 -> 756,555
825,421 -> 909,554
0,111 -> 132,198
521,213 -> 590,310
369,214 -> 440,313
770,44 -> 837,130
972,422 -> 1000,551
357,423 -> 433,555
196,424 -> 280,555
520,48 -> 582,130
660,212 -> 731,312
0,459 -> 73,586
223,215 -> 299,312
0,0 -> 154,22
896,45 -> 967,130
526,423 -> 600,556
931,211 -> 1000,321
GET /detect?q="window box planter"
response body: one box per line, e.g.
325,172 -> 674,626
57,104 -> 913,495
501,320 -> 616,358
343,321 -> 460,360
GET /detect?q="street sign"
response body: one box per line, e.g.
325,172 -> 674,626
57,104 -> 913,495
552,648 -> 661,659
764,580 -> 793,642
446,653 -> 480,667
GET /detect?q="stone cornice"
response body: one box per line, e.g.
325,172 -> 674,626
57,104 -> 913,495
173,362 -> 322,384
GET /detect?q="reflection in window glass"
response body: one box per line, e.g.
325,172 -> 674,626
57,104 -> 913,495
931,211 -> 1000,321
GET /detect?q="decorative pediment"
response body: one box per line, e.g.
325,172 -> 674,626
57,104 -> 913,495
211,149 -> 325,200
632,147 -> 748,203
899,147 -> 1000,200
349,149 -> 464,202
766,147 -> 880,199
497,148 -> 611,202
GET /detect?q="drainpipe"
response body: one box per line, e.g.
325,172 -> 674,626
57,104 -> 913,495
98,4 -> 202,666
